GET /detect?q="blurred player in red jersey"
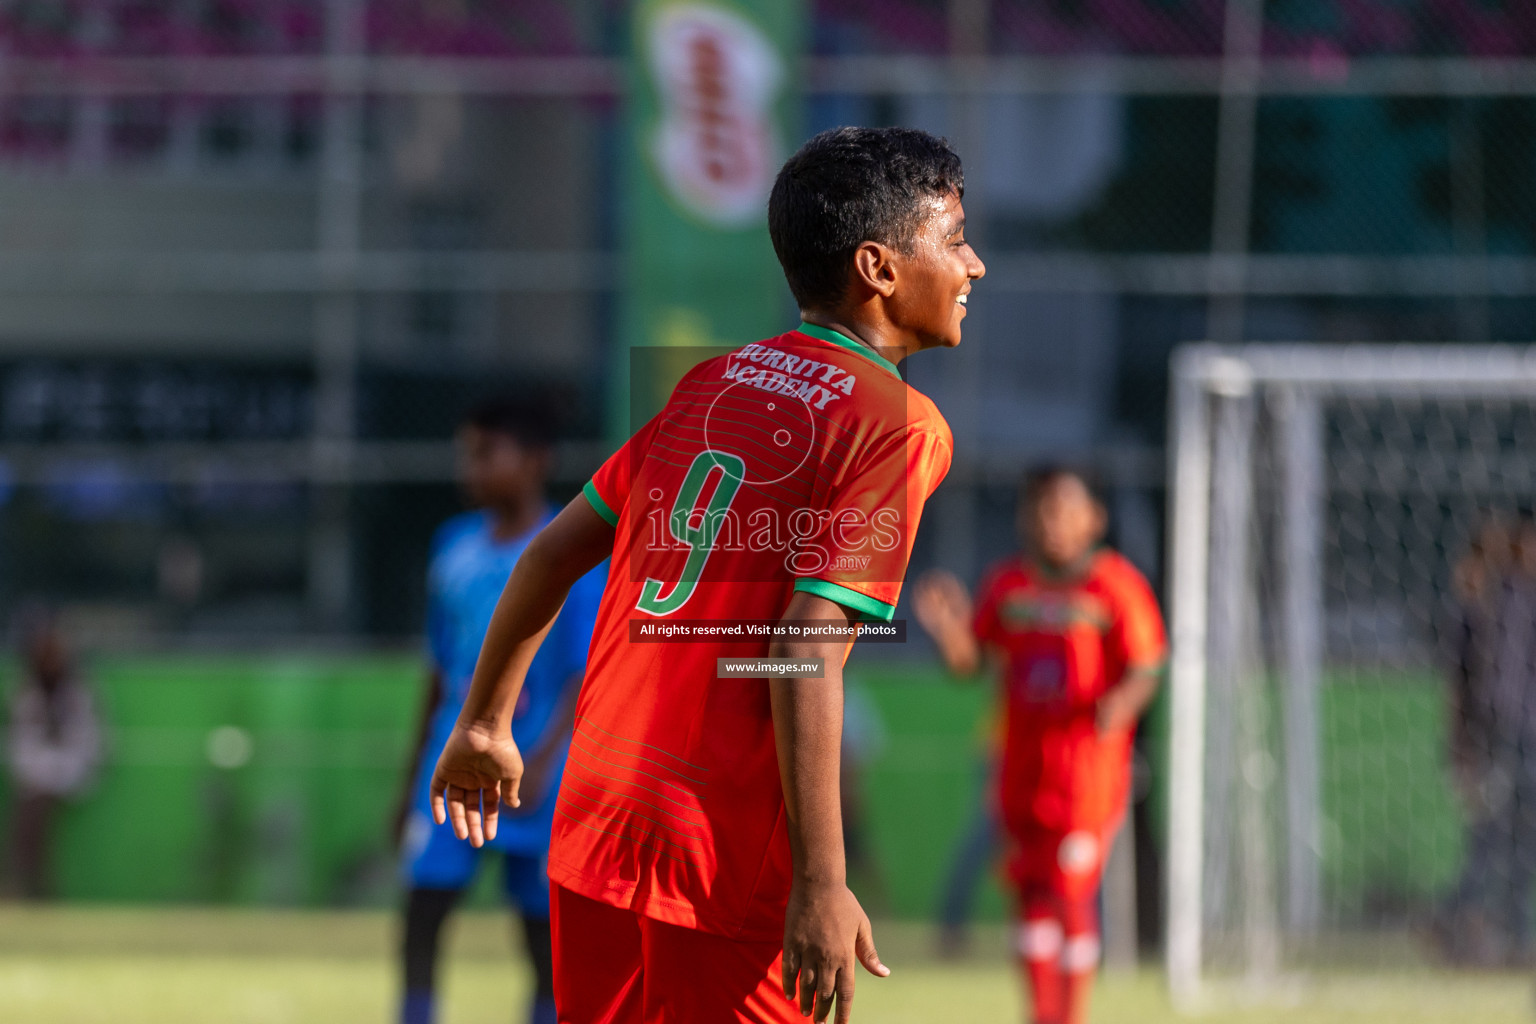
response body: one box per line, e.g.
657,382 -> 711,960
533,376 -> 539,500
914,467 -> 1165,1024
426,126 -> 985,1024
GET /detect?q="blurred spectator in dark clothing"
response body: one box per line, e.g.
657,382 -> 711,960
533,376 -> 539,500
1436,517 -> 1536,966
1447,519 -> 1512,813
6,608 -> 101,899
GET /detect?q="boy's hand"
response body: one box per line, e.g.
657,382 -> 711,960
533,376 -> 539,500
912,570 -> 972,642
430,723 -> 524,848
913,570 -> 981,676
1095,688 -> 1136,734
781,880 -> 889,1024
1095,668 -> 1160,735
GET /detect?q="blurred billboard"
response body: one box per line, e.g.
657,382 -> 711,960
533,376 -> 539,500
0,1 -> 1529,640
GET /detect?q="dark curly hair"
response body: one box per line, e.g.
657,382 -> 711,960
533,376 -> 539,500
768,126 -> 964,311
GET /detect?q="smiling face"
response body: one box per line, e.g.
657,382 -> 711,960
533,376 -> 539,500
884,190 -> 986,351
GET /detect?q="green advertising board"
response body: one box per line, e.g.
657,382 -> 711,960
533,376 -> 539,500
618,0 -> 803,434
3,654 -> 1461,917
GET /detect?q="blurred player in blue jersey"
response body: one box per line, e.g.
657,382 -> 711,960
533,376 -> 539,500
392,396 -> 605,1024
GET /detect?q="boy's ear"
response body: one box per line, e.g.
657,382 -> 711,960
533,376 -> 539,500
851,241 -> 898,298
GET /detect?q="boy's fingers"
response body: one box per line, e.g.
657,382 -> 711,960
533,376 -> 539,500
483,786 -> 500,842
447,787 -> 470,841
813,967 -> 838,1023
812,975 -> 834,1022
430,788 -> 446,827
833,969 -> 855,1024
798,966 -> 816,1016
465,794 -> 485,848
856,921 -> 889,977
781,949 -> 798,1000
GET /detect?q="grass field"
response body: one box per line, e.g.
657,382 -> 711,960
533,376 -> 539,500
1,906 -> 1532,1024
0,655 -> 1504,1021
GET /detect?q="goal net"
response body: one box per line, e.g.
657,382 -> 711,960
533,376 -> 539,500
1166,343 -> 1536,1003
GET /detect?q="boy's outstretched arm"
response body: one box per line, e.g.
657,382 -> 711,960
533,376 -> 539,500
911,570 -> 981,677
429,495 -> 613,847
771,591 -> 890,1024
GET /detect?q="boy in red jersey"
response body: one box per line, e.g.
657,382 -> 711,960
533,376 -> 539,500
914,467 -> 1165,1024
428,126 -> 985,1024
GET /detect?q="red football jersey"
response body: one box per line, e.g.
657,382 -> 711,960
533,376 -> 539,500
548,324 -> 951,940
972,550 -> 1166,834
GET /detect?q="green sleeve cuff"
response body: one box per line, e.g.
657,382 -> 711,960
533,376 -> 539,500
793,578 -> 897,623
582,480 -> 619,527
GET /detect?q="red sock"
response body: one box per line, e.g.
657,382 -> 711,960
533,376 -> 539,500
1059,897 -> 1101,1024
1019,896 -> 1064,1024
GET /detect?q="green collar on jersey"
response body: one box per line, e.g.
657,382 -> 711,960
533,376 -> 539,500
796,322 -> 903,379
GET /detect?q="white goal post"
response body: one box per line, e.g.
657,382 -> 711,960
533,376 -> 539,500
1165,343 -> 1536,1006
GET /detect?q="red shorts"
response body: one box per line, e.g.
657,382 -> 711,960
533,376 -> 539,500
551,884 -> 800,1024
1004,821 -> 1120,902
